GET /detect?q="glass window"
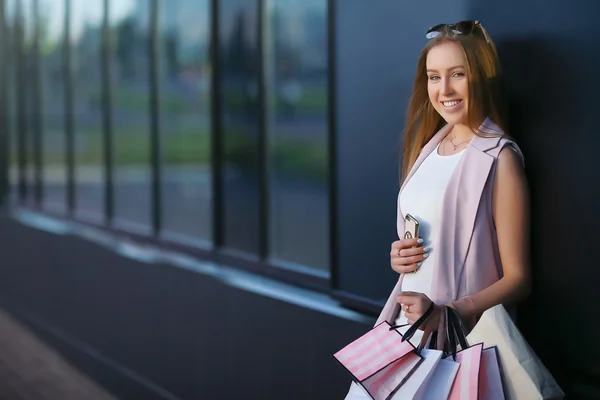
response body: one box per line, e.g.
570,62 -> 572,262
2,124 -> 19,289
40,0 -> 67,213
109,0 -> 151,232
264,0 -> 330,274
71,0 -> 105,222
220,0 -> 261,255
157,0 -> 212,245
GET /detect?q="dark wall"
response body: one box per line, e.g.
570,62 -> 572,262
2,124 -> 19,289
467,2 -> 600,397
0,217 -> 368,400
334,0 -> 466,303
335,0 -> 600,397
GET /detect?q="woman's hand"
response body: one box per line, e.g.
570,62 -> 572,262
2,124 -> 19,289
398,291 -> 478,334
390,239 -> 430,274
396,291 -> 436,326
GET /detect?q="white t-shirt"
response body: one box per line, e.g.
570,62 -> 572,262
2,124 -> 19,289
394,142 -> 465,346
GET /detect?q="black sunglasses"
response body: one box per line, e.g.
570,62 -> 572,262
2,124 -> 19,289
426,20 -> 489,43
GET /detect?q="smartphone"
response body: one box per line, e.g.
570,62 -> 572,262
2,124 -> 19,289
404,213 -> 420,241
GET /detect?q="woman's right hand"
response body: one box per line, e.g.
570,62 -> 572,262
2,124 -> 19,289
390,239 -> 430,274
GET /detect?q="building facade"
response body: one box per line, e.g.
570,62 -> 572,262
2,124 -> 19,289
1,0 -> 599,398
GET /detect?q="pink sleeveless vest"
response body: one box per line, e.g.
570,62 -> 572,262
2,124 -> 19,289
375,118 -> 524,326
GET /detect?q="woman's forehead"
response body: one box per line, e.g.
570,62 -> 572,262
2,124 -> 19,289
426,42 -> 467,70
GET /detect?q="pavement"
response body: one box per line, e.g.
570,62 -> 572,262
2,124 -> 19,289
0,310 -> 117,400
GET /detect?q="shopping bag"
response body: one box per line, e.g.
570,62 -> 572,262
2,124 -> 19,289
479,346 -> 506,400
389,349 -> 443,399
419,358 -> 460,400
334,321 -> 423,400
467,305 -> 565,400
335,303 -> 438,400
418,306 -> 487,400
446,342 -> 484,400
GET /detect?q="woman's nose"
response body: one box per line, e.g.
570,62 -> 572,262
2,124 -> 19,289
440,78 -> 453,96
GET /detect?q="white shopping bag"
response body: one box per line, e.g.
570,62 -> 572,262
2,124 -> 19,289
390,349 -> 443,399
467,305 -> 564,400
420,358 -> 460,400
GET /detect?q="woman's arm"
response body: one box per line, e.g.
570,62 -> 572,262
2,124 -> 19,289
451,146 -> 532,325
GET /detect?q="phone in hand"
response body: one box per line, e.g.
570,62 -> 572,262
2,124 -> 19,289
404,213 -> 420,242
404,214 -> 421,274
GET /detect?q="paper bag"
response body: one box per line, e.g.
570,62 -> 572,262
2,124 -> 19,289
447,342 -> 484,400
479,346 -> 506,400
390,349 -> 443,399
334,321 -> 423,400
420,358 -> 460,400
467,305 -> 564,400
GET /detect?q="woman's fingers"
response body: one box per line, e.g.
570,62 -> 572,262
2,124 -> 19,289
390,239 -> 422,254
397,247 -> 426,258
391,262 -> 420,274
396,253 -> 427,265
390,240 -> 432,274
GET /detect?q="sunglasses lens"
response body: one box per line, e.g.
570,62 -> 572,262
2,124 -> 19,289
426,21 -> 483,40
454,21 -> 476,35
426,24 -> 445,34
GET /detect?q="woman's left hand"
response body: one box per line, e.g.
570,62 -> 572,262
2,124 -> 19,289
397,291 -> 435,326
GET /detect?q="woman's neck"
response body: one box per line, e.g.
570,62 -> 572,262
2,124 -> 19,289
449,124 -> 475,141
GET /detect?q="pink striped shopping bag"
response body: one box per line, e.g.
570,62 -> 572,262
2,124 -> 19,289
446,342 -> 484,400
334,321 -> 423,400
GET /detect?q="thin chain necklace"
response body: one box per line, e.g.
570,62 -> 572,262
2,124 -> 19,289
449,137 -> 470,151
447,131 -> 471,151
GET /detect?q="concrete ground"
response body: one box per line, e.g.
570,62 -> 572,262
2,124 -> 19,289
0,310 -> 117,400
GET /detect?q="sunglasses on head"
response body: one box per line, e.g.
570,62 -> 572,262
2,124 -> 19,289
426,20 -> 489,43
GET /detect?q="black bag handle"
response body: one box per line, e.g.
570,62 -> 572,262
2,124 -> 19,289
417,306 -> 470,360
388,301 -> 435,343
444,306 -> 470,360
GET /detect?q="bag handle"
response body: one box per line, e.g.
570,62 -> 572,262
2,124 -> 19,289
387,301 -> 435,344
445,306 -> 470,360
419,305 -> 470,360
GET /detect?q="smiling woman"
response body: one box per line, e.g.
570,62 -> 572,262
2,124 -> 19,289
425,43 -> 472,155
344,19 -> 534,399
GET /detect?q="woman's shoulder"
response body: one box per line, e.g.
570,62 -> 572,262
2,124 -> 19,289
496,137 -> 525,167
474,118 -> 525,166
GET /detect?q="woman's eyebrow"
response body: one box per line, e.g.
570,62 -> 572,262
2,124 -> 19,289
426,65 -> 465,73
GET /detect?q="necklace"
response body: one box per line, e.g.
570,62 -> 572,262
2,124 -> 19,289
448,133 -> 471,151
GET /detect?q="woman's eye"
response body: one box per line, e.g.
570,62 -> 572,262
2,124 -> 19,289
429,75 -> 440,81
452,72 -> 465,78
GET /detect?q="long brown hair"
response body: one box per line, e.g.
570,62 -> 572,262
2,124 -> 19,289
401,24 -> 508,181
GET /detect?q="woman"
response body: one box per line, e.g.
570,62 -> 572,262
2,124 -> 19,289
345,20 -> 531,399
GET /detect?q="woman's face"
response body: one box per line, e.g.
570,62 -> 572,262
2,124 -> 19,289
426,41 -> 469,126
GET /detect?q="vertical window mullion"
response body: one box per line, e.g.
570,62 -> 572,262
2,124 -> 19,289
16,0 -> 26,202
0,0 -> 7,199
65,0 -> 75,215
327,0 -> 338,286
210,0 -> 223,248
101,0 -> 113,224
258,0 -> 269,260
32,0 -> 42,206
149,0 -> 160,235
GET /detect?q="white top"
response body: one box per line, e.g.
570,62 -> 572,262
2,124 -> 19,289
394,142 -> 465,346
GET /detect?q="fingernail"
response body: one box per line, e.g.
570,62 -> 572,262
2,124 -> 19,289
423,246 -> 432,252
423,253 -> 429,258
417,262 -> 423,267
417,239 -> 424,244
397,290 -> 404,295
